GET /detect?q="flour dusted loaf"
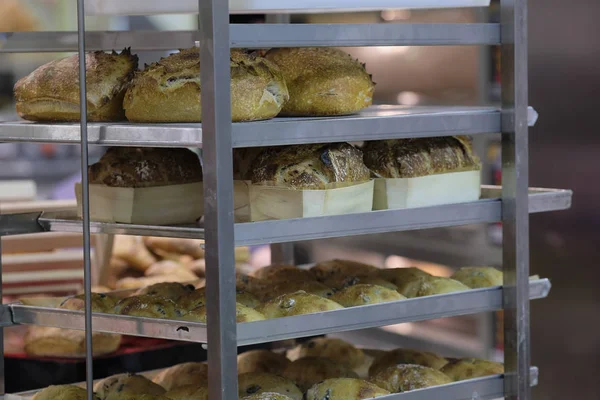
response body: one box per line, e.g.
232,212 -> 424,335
124,48 -> 288,122
265,48 -> 374,116
14,49 -> 137,122
250,143 -> 370,190
89,147 -> 202,188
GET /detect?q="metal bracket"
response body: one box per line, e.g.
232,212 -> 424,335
0,305 -> 15,328
0,212 -> 44,237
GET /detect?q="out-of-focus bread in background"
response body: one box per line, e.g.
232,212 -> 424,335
0,0 -> 39,32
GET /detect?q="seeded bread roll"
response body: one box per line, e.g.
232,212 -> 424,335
264,48 -> 374,116
451,266 -> 503,288
94,374 -> 166,400
250,143 -> 370,190
282,357 -> 359,392
370,364 -> 452,393
256,291 -> 344,319
238,373 -> 302,400
152,362 -> 209,391
368,348 -> 448,377
441,358 -> 504,381
89,148 -> 202,188
310,259 -> 379,281
124,48 -> 288,122
305,378 -> 390,400
24,326 -> 121,358
329,284 -> 405,307
238,350 -> 292,375
363,136 -> 481,179
287,337 -> 365,370
14,49 -> 138,122
32,385 -> 97,400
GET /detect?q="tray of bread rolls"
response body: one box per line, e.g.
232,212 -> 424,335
5,336 -> 537,400
8,260 -> 551,345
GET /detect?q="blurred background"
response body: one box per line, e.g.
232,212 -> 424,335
1,0 -> 598,398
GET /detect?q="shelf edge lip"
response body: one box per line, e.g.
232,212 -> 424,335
7,280 -> 550,344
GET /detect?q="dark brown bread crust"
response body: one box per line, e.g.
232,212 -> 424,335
89,147 -> 202,188
249,143 -> 370,190
362,136 -> 480,179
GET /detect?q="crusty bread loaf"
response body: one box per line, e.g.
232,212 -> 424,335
368,348 -> 448,377
24,327 -> 121,358
32,385 -> 97,400
89,147 -> 202,188
14,49 -> 137,122
238,373 -> 302,400
370,364 -> 452,393
265,48 -> 374,116
152,362 -> 208,391
237,350 -> 291,375
123,48 -> 288,122
363,136 -> 481,179
305,378 -> 390,400
440,358 -> 504,381
250,143 -> 370,190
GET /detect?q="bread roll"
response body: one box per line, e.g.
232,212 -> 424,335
264,48 -> 374,116
89,148 -> 202,188
32,385 -> 97,400
135,282 -> 195,301
163,385 -> 208,400
257,281 -> 334,302
440,358 -> 504,381
256,291 -> 344,319
59,292 -> 116,313
179,287 -> 260,310
14,49 -> 137,122
363,136 -> 480,179
24,326 -> 121,358
376,267 -> 431,287
305,378 -> 390,400
94,374 -> 166,400
115,276 -> 196,290
113,235 -> 158,272
310,259 -> 379,281
322,275 -> 397,291
144,261 -> 198,283
329,284 -> 405,307
238,350 -> 291,375
287,337 -> 365,370
252,264 -> 316,283
282,356 -> 359,392
181,303 -> 266,323
451,267 -> 503,288
152,362 -> 208,391
238,373 -> 302,400
412,276 -> 470,297
143,237 -> 205,259
237,274 -> 268,295
368,348 -> 448,377
114,295 -> 184,319
370,364 -> 452,393
241,394 -> 294,400
124,48 -> 288,122
250,143 -> 370,190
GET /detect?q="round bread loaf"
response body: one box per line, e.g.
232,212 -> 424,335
152,362 -> 208,391
305,378 -> 390,400
135,282 -> 195,301
287,337 -> 365,370
241,394 -> 294,400
32,385 -> 97,400
252,264 -> 316,283
282,356 -> 358,392
322,275 -> 397,291
370,364 -> 452,393
238,350 -> 291,375
256,291 -> 344,319
94,374 -> 166,400
264,48 -> 374,116
238,373 -> 302,400
89,147 -> 202,188
368,348 -> 448,377
329,284 -> 405,307
14,49 -> 138,122
310,259 -> 379,281
114,295 -> 184,319
181,303 -> 266,323
164,385 -> 208,400
24,326 -> 121,358
258,280 -> 334,302
451,267 -> 503,288
249,143 -> 370,190
124,48 -> 288,122
59,292 -> 117,313
440,358 -> 504,381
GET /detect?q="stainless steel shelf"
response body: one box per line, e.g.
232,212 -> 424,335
0,24 -> 500,53
28,186 -> 572,244
0,106 -> 538,148
8,279 -> 550,345
84,0 -> 491,16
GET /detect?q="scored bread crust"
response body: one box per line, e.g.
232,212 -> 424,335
265,47 -> 374,116
250,143 -> 370,190
14,49 -> 138,122
123,48 -> 289,122
88,147 -> 203,188
362,136 -> 481,179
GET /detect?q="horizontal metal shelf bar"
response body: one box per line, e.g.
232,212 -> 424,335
8,279 -> 550,344
0,106 -> 539,148
0,24 -> 499,53
21,186 -> 571,242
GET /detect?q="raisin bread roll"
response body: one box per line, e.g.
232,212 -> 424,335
256,291 -> 344,319
238,373 -> 302,400
370,364 -> 452,393
451,267 -> 503,288
94,374 -> 166,400
124,49 -> 288,122
152,362 -> 208,391
14,49 -> 137,122
287,337 -> 365,370
329,284 -> 405,307
264,48 -> 374,116
368,348 -> 448,377
238,350 -> 291,375
250,143 -> 370,190
440,358 -> 504,381
362,136 -> 481,179
282,357 -> 359,392
305,378 -> 390,400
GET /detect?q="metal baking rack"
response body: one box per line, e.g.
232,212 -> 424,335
0,0 -> 568,399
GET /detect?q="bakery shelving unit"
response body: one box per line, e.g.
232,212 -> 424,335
0,0 -> 571,400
